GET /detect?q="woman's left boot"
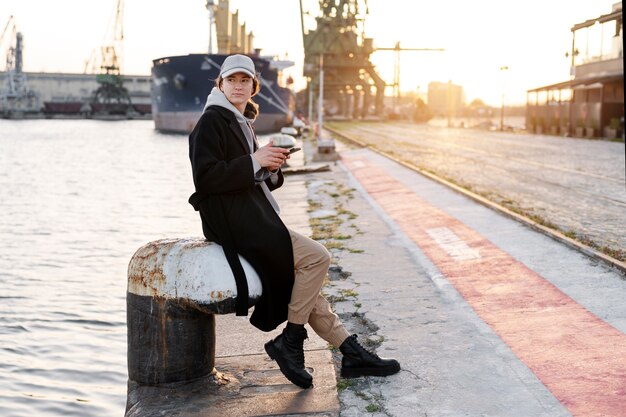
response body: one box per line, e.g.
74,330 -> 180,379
339,334 -> 401,378
265,322 -> 313,388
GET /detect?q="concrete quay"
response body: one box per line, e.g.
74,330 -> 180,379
127,132 -> 626,416
318,140 -> 625,417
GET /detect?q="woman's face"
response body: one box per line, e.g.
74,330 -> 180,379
220,73 -> 254,113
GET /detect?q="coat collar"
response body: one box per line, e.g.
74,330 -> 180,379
209,105 -> 250,153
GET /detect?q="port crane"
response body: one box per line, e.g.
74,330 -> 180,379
376,41 -> 444,113
0,15 -> 39,116
299,0 -> 444,119
300,0 -> 385,119
86,0 -> 132,114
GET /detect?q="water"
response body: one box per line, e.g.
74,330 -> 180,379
0,119 -> 200,417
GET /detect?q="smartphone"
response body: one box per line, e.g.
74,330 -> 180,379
288,147 -> 301,154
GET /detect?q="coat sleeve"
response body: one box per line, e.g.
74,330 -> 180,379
265,170 -> 284,191
189,111 -> 255,195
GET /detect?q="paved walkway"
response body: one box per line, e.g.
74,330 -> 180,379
326,145 -> 626,416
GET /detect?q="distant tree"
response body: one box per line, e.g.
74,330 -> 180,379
412,98 -> 433,123
465,98 -> 493,117
469,98 -> 487,108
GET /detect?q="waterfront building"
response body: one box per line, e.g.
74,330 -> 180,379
427,81 -> 465,117
0,71 -> 152,115
527,2 -> 623,139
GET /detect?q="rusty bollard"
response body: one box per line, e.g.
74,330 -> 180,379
126,238 -> 262,386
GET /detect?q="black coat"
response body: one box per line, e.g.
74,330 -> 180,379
188,105 -> 294,331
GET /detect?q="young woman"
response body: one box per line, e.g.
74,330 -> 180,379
188,54 -> 400,388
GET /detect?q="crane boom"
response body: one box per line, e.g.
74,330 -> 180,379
101,0 -> 124,74
0,16 -> 15,46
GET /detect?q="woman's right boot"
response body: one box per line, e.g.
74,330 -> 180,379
264,322 -> 313,389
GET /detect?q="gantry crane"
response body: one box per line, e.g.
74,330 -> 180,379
299,0 -> 385,119
299,0 -> 444,120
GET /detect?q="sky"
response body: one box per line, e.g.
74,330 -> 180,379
0,0 -> 619,106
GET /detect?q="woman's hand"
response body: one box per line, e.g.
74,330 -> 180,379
253,140 -> 290,172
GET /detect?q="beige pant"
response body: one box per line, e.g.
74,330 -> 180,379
288,228 -> 351,348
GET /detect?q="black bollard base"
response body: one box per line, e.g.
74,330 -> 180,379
127,293 -> 216,386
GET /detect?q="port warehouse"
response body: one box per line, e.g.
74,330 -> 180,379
526,72 -> 623,139
0,71 -> 152,114
526,3 -> 623,139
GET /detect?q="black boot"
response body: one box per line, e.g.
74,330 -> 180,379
339,334 -> 401,378
265,322 -> 313,388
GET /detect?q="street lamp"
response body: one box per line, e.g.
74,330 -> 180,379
317,54 -> 324,141
205,0 -> 218,54
500,66 -> 509,131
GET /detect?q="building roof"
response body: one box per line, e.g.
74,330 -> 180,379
527,72 -> 623,93
571,9 -> 622,32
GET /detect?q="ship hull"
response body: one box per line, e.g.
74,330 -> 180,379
151,54 -> 294,134
153,111 -> 290,135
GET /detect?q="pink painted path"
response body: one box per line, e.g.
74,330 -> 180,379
342,154 -> 626,417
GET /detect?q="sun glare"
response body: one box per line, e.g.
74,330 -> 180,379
1,0 -> 618,108
357,0 -> 617,106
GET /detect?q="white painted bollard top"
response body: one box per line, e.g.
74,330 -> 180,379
127,238 -> 262,310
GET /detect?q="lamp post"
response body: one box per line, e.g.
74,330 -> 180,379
205,0 -> 217,54
499,66 -> 509,131
308,77 -> 313,129
318,54 -> 324,141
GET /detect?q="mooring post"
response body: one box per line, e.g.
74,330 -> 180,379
126,238 -> 262,386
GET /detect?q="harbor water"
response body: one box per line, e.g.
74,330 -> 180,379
0,120 -> 200,417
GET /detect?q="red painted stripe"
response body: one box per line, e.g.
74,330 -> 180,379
343,155 -> 626,417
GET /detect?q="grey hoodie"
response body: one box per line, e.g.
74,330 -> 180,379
203,87 -> 280,214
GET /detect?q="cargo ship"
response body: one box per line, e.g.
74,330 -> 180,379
150,0 -> 295,134
150,53 -> 295,134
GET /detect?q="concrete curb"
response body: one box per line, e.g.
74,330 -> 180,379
283,163 -> 331,175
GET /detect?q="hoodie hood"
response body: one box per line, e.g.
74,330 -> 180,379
204,86 -> 257,156
203,87 -> 255,125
